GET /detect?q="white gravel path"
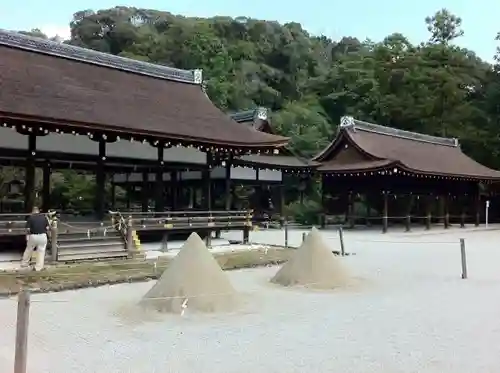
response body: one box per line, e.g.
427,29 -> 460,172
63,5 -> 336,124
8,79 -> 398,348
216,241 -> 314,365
1,227 -> 500,373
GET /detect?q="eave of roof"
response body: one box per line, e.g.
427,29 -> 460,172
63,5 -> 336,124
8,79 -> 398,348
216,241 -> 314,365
317,159 -> 396,172
314,116 -> 500,180
235,154 -> 317,169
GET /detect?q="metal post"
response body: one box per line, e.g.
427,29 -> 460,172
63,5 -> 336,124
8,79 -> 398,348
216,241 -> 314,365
302,232 -> 306,243
460,238 -> 467,279
339,226 -> 345,256
284,219 -> 288,248
14,290 -> 30,373
50,219 -> 58,262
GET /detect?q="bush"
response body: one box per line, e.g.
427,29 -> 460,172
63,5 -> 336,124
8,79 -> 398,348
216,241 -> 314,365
285,198 -> 322,226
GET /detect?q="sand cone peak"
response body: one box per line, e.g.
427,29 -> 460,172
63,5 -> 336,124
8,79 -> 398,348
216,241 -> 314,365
140,232 -> 238,313
271,227 -> 350,289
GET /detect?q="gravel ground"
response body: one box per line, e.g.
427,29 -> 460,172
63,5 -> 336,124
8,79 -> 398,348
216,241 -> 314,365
2,227 -> 500,373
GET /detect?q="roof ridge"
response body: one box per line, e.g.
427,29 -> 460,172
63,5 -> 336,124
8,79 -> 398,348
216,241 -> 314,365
0,29 -> 201,84
339,116 -> 459,148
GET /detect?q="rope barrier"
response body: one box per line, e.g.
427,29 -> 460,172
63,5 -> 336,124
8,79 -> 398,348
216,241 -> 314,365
6,277 -> 364,304
57,221 -> 117,234
327,214 -> 473,220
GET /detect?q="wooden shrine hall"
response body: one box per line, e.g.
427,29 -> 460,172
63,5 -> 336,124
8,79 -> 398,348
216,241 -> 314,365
0,29 -> 290,258
111,107 -> 315,221
314,116 -> 500,232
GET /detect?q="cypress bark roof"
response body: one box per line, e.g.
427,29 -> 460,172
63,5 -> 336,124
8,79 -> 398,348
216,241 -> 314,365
0,30 -> 288,148
230,107 -> 313,169
315,116 -> 500,180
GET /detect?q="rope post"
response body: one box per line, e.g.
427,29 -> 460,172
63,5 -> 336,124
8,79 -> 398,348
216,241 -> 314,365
339,226 -> 345,256
460,238 -> 467,279
161,232 -> 169,252
242,210 -> 251,244
205,231 -> 212,247
126,216 -> 134,258
50,218 -> 58,262
284,219 -> 289,248
14,290 -> 30,373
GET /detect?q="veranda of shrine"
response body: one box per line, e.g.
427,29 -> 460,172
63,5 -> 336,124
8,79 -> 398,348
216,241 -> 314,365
1,29 -> 500,259
0,30 -> 314,257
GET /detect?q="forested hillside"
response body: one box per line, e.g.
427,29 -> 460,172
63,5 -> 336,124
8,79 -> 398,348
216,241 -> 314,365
12,7 -> 500,211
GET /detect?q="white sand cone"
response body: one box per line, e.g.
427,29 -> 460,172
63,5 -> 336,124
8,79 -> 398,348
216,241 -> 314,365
271,227 -> 350,289
140,232 -> 238,313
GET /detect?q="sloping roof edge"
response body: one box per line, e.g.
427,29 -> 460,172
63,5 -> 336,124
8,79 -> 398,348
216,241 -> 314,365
313,116 -> 460,162
0,29 -> 200,85
313,116 -> 500,180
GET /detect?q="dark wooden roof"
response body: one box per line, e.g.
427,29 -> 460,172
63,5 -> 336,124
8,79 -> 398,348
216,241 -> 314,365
314,116 -> 500,180
0,30 -> 288,148
230,107 -> 313,170
229,107 -> 274,133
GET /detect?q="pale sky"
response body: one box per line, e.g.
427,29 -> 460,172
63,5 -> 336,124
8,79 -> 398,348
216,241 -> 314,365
0,0 -> 498,62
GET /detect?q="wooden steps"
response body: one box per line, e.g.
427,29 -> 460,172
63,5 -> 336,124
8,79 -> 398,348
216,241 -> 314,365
56,230 -> 127,262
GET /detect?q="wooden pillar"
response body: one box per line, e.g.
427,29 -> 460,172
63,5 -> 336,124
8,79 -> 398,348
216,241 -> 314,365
42,162 -> 51,212
425,195 -> 432,230
405,194 -> 413,232
141,171 -> 149,212
460,194 -> 466,228
170,171 -> 178,210
365,193 -> 371,227
110,176 -> 116,210
188,186 -> 194,209
94,140 -> 106,220
154,145 -> 164,212
321,175 -> 326,228
24,134 -> 36,212
443,195 -> 450,229
224,156 -> 232,210
347,192 -> 354,228
125,173 -> 131,210
475,187 -> 480,227
279,184 -> 285,217
202,153 -> 213,210
382,191 -> 388,233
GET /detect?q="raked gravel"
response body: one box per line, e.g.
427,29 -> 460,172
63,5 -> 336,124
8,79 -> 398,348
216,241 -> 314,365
1,227 -> 500,373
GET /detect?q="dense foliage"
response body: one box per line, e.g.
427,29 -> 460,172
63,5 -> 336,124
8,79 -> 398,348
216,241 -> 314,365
12,7 -> 500,214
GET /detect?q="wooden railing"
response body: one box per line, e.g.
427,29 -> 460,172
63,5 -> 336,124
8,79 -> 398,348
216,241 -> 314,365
0,210 -> 253,261
109,210 -> 253,231
109,210 -> 128,243
0,211 -> 57,235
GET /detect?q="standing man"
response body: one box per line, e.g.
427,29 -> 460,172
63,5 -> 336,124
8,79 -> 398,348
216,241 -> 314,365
21,206 -> 49,271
